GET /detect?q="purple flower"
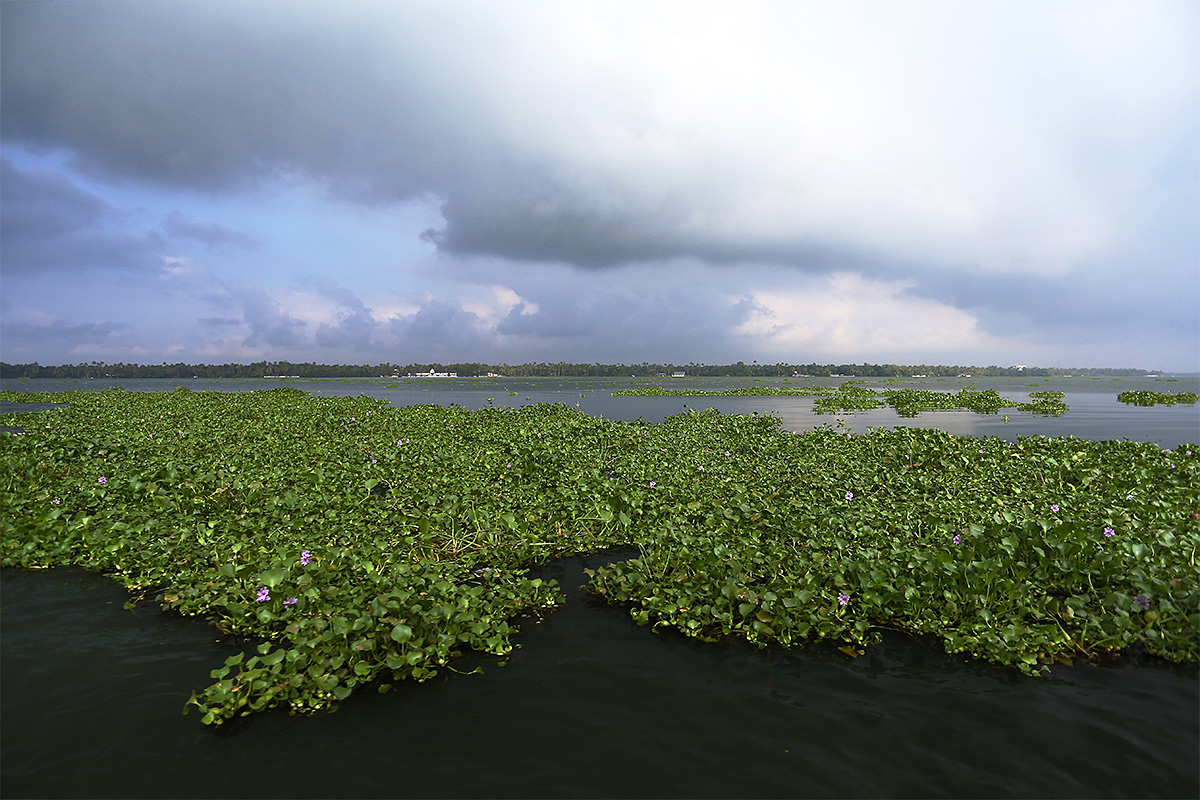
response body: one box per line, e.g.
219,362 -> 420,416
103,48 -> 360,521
953,534 -> 961,545
1134,593 -> 1150,611
284,597 -> 297,606
698,466 -> 705,472
845,491 -> 854,501
256,587 -> 271,603
97,476 -> 107,485
51,498 -> 61,505
300,550 -> 312,566
649,481 -> 657,488
1104,527 -> 1115,537
1050,504 -> 1059,512
837,592 -> 850,607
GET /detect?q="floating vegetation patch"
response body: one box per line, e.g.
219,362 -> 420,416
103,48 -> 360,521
614,384 -> 1074,417
1,388 -> 1196,727
1016,392 -> 1070,416
814,384 -> 885,413
813,386 -> 1070,417
612,386 -> 833,397
1118,391 -> 1200,407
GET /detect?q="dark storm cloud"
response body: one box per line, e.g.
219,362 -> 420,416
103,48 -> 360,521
425,197 -> 863,271
0,2 -> 465,197
1,1 -> 867,275
0,157 -> 165,273
5,1 -> 1195,290
161,212 -> 258,251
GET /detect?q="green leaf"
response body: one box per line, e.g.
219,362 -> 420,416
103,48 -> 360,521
258,567 -> 288,588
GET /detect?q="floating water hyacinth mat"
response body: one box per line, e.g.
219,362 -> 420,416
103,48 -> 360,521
1117,390 -> 1199,406
1,387 -> 1196,726
613,384 -> 1071,416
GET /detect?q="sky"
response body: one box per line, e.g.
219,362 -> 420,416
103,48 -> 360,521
2,1 -> 1197,371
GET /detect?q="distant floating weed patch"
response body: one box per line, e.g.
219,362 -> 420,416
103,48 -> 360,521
1118,391 -> 1199,407
1,387 -> 1196,726
612,386 -> 833,397
812,386 -> 1070,417
612,383 -> 1074,417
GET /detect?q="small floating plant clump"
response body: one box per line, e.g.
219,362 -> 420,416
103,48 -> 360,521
1117,390 -> 1200,406
0,387 -> 1196,726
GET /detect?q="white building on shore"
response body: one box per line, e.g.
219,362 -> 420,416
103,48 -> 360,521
408,369 -> 458,378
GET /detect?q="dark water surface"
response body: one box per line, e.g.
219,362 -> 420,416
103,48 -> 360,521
2,376 -> 1198,798
4,560 -> 1197,799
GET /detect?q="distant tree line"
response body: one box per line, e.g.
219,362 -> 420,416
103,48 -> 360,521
0,359 -> 1156,380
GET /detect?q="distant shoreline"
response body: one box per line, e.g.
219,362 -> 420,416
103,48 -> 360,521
0,360 -> 1171,381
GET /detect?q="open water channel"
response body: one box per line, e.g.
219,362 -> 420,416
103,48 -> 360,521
2,375 -> 1198,798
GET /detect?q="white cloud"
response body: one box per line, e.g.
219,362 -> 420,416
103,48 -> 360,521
458,285 -> 539,326
734,273 -> 1018,358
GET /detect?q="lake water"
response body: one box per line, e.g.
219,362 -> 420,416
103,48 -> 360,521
2,376 -> 1198,798
4,373 -> 1199,444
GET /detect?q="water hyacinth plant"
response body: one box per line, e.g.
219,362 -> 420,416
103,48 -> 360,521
1,386 -> 1196,727
613,383 -> 1072,416
1117,390 -> 1200,406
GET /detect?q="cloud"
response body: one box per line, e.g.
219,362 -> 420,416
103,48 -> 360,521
733,273 -> 1015,360
387,299 -> 493,358
0,304 -> 130,362
3,318 -> 128,344
235,283 -> 307,348
198,317 -> 243,329
5,1 -> 1194,278
303,277 -> 379,350
161,212 -> 258,250
0,156 -> 107,236
1,2 -> 1196,370
0,157 -> 165,273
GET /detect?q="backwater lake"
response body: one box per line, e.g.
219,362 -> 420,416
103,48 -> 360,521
2,375 -> 1198,798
